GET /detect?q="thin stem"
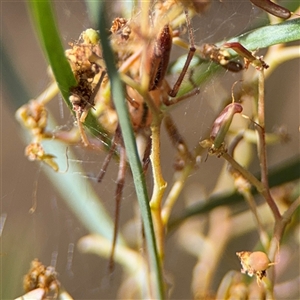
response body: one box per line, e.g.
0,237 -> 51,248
75,110 -> 90,147
150,120 -> 167,260
257,70 -> 265,127
161,114 -> 195,225
222,152 -> 264,193
168,156 -> 300,229
36,81 -> 59,104
120,73 -> 161,118
256,70 -> 281,221
274,196 -> 300,247
267,197 -> 300,286
109,141 -> 126,273
227,135 -> 270,247
264,45 -> 300,80
239,190 -> 270,249
161,162 -> 194,225
281,196 -> 300,224
222,151 -> 281,221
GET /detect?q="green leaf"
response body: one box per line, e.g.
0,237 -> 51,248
97,2 -> 164,299
226,17 -> 300,51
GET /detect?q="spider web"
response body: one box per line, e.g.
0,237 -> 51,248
2,1 -> 299,299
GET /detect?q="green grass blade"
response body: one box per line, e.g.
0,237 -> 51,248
28,0 -> 76,109
97,2 -> 164,298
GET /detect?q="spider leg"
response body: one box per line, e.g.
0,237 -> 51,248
80,70 -> 107,123
90,71 -> 106,106
108,127 -> 127,273
75,110 -> 90,147
164,86 -> 200,106
164,113 -> 193,162
168,9 -> 196,98
142,136 -> 152,174
97,134 -> 118,183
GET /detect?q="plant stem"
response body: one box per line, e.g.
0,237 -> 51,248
161,114 -> 195,225
267,197 -> 300,285
241,189 -> 270,248
256,70 -> 281,221
222,152 -> 264,193
168,156 -> 300,229
150,119 -> 167,261
161,163 -> 193,226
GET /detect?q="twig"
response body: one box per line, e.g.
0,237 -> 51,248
256,70 -> 281,221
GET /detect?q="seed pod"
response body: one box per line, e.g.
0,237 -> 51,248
250,0 -> 291,19
248,251 -> 271,272
236,251 -> 274,283
210,103 -> 243,150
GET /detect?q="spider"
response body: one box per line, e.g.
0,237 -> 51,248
92,1 -> 203,271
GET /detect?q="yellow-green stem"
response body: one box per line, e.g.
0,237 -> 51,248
36,81 -> 59,104
162,162 -> 194,225
150,121 -> 167,260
